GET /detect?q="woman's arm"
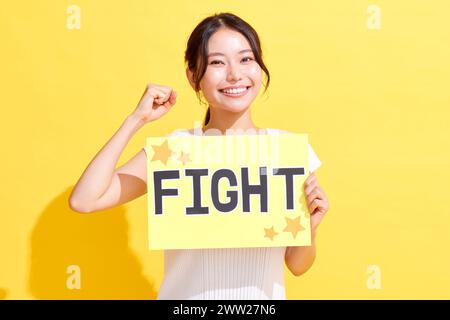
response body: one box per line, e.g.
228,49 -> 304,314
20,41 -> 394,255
285,172 -> 329,276
285,231 -> 317,276
68,114 -> 145,213
68,83 -> 177,213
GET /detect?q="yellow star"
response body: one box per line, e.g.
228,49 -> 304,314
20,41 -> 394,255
151,140 -> 173,165
178,151 -> 192,165
283,216 -> 304,239
264,226 -> 279,241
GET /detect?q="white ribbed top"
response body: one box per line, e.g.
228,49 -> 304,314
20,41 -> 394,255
143,128 -> 322,299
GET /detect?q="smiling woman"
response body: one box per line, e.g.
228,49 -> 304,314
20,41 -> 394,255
184,13 -> 270,128
69,11 -> 328,300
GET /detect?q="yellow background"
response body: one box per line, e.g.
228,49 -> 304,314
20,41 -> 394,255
1,0 -> 449,299
147,134 -> 310,249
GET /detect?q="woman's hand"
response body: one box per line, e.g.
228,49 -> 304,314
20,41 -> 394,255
131,83 -> 177,125
304,172 -> 329,237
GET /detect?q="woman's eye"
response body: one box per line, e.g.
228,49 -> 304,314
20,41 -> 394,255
210,60 -> 224,65
242,57 -> 254,62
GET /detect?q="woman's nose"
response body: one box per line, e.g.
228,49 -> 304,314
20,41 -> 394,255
226,64 -> 242,82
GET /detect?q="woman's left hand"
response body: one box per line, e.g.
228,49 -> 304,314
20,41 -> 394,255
303,172 -> 329,236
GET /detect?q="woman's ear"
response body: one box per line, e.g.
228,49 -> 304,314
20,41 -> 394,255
185,68 -> 196,91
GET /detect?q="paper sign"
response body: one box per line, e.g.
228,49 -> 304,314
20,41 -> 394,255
146,132 -> 311,250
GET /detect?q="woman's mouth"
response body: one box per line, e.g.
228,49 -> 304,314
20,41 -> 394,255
218,86 -> 251,98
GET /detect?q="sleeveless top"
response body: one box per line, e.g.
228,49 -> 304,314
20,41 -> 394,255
143,128 -> 322,299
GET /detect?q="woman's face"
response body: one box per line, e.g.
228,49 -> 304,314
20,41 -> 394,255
197,28 -> 263,113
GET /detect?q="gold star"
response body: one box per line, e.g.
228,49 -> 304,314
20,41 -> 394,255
264,226 -> 279,241
283,216 -> 304,239
178,151 -> 192,165
151,140 -> 173,165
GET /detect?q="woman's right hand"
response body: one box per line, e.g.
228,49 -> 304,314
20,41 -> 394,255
131,83 -> 178,125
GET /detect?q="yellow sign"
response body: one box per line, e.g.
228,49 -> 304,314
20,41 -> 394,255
146,133 -> 311,250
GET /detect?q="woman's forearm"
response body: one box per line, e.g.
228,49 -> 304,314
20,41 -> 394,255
285,230 -> 317,276
69,114 -> 144,211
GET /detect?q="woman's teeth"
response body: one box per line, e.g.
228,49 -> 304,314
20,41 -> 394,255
219,87 -> 250,95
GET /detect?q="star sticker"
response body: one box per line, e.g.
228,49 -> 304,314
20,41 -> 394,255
264,226 -> 279,241
283,216 -> 304,239
178,151 -> 192,165
151,140 -> 173,165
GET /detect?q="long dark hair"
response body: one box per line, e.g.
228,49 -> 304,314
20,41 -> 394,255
184,12 -> 271,126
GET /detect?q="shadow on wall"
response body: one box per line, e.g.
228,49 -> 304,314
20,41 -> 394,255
0,288 -> 7,299
28,187 -> 158,299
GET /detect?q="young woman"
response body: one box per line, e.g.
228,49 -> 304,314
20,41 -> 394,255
69,12 -> 329,300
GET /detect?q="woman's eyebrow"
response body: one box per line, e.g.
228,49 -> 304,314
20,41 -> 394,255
208,49 -> 253,57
